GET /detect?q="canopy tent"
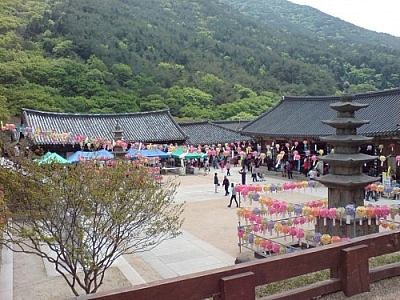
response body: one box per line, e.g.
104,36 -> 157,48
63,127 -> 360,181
126,148 -> 138,159
171,147 -> 208,160
95,149 -> 115,160
67,149 -> 114,163
126,148 -> 170,159
137,149 -> 171,159
127,148 -> 138,155
35,152 -> 70,165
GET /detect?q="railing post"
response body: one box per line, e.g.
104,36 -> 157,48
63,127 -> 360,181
219,271 -> 255,300
339,244 -> 369,297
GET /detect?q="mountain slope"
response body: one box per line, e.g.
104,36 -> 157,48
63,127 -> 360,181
0,0 -> 399,122
221,0 -> 400,90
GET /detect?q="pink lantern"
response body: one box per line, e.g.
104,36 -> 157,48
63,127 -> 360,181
294,154 -> 300,161
396,155 -> 400,166
390,143 -> 395,151
285,143 -> 290,148
293,150 -> 298,155
311,155 -> 317,161
294,141 -> 299,147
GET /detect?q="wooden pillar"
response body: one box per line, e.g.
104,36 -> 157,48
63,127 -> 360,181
219,271 -> 255,300
339,245 -> 369,297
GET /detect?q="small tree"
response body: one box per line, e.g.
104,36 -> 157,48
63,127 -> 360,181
0,152 -> 183,296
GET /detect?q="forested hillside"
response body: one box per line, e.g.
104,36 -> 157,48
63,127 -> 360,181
221,0 -> 400,91
0,0 -> 399,122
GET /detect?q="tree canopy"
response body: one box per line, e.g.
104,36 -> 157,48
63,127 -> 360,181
0,0 -> 399,121
0,143 -> 184,296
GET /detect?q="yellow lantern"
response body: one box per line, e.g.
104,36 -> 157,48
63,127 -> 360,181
318,149 -> 324,155
321,234 -> 332,245
378,144 -> 384,152
146,143 -> 151,150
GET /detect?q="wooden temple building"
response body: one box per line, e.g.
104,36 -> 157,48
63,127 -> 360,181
240,87 -> 400,178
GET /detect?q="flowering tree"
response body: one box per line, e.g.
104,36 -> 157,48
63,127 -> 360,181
0,148 -> 183,296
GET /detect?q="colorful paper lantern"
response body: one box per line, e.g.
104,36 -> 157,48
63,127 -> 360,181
379,155 -> 386,166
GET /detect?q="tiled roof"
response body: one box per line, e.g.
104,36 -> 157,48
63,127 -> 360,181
241,89 -> 400,138
22,109 -> 188,145
211,120 -> 251,132
178,121 -> 252,145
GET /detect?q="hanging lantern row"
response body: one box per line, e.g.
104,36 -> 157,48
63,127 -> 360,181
237,199 -> 400,229
238,228 -> 351,254
365,184 -> 400,195
234,182 -> 323,198
239,221 -> 400,256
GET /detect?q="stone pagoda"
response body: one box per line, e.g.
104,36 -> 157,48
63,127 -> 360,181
315,82 -> 378,238
112,120 -> 126,160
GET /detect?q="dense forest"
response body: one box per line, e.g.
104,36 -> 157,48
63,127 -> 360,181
0,0 -> 399,122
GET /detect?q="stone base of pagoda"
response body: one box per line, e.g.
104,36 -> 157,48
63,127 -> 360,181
316,217 -> 379,239
317,173 -> 377,188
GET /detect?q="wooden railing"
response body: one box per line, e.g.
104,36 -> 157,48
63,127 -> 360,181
72,230 -> 400,300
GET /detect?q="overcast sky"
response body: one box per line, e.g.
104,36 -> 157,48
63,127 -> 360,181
288,0 -> 400,37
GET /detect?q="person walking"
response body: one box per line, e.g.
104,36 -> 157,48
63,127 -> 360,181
239,167 -> 246,185
286,161 -> 293,179
214,173 -> 220,193
228,183 -> 239,208
220,159 -> 225,173
203,159 -> 210,176
222,176 -> 230,196
213,157 -> 219,169
226,161 -> 231,176
303,159 -> 310,177
251,162 -> 258,182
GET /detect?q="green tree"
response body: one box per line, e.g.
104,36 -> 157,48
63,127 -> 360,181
112,63 -> 133,85
0,152 -> 184,296
0,95 -> 10,122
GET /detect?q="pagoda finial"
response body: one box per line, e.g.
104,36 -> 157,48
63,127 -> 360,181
114,119 -> 122,131
343,81 -> 350,94
112,119 -> 123,141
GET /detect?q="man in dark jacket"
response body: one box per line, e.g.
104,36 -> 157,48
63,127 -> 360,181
222,176 -> 230,196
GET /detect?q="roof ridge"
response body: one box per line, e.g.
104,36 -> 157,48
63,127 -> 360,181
22,108 -> 171,117
355,88 -> 400,98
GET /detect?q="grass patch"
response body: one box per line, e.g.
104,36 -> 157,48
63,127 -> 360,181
255,252 -> 400,298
